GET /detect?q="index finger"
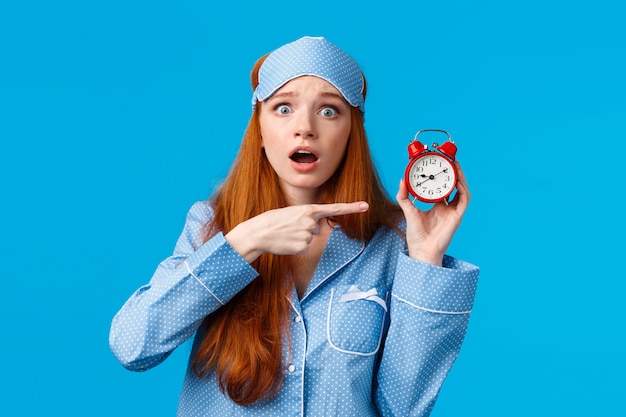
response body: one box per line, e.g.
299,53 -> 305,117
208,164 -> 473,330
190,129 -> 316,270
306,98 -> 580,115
310,201 -> 369,221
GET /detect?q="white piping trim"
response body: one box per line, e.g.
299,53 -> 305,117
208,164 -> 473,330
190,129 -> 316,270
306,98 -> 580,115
184,260 -> 225,306
391,293 -> 471,315
326,288 -> 384,357
286,297 -> 306,417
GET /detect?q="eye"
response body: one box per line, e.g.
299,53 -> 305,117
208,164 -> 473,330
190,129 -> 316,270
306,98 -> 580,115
275,104 -> 292,115
319,106 -> 339,117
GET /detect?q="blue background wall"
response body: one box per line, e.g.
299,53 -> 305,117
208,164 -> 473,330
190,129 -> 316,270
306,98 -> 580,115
1,1 -> 624,415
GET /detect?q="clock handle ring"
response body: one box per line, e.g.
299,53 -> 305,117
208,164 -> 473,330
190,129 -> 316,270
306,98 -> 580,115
413,129 -> 452,142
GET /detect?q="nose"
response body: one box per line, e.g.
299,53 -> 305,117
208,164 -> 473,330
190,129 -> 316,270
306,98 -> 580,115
294,111 -> 316,139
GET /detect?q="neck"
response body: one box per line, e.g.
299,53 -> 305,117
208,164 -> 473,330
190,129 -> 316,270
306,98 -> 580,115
281,185 -> 323,206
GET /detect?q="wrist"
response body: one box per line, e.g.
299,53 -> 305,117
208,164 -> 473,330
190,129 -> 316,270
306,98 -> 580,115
408,248 -> 444,267
225,223 -> 263,263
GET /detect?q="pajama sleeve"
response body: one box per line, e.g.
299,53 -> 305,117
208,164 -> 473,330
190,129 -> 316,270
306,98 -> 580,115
109,201 -> 258,371
375,252 -> 479,416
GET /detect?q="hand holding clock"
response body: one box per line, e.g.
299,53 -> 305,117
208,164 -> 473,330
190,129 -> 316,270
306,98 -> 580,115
396,161 -> 471,267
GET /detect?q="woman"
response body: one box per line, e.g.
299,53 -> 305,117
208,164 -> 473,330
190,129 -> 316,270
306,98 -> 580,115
110,36 -> 479,416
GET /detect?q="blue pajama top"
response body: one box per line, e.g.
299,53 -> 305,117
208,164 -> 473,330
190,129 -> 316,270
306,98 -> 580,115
109,201 -> 480,416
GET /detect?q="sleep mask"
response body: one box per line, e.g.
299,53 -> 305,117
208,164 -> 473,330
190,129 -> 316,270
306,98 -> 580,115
251,36 -> 365,113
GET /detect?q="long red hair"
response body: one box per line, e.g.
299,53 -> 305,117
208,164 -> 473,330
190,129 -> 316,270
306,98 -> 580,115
192,54 -> 401,405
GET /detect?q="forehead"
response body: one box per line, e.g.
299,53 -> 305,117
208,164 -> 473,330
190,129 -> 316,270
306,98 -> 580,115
269,75 -> 344,98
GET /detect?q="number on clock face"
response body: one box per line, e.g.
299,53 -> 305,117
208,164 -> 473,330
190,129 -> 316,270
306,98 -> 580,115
408,154 -> 457,200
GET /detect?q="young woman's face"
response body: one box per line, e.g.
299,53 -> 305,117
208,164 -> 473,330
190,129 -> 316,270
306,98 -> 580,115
259,76 -> 352,204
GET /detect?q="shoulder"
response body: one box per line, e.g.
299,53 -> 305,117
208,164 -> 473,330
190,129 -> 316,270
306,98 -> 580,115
172,200 -> 215,255
187,200 -> 214,224
371,217 -> 407,244
363,220 -> 407,257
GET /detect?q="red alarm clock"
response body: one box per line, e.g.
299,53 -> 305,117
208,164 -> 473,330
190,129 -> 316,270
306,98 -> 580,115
404,129 -> 458,204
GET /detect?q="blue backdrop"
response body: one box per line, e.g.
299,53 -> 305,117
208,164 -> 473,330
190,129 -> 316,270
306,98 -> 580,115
1,1 -> 624,415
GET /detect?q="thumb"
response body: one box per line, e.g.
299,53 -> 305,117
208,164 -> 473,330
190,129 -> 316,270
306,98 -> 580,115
396,179 -> 414,211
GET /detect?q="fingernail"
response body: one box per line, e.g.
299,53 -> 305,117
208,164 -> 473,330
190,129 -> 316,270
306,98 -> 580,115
359,202 -> 369,210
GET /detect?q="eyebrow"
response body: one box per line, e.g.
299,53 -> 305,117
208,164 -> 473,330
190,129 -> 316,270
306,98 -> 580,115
320,91 -> 345,101
267,91 -> 296,100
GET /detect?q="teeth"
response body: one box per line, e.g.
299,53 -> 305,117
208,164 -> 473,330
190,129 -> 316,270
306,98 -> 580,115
296,150 -> 312,154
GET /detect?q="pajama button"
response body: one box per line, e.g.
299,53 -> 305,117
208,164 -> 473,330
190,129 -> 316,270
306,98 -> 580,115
287,364 -> 295,372
294,316 -> 301,323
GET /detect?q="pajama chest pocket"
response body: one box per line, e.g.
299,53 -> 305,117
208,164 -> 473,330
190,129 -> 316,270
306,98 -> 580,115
327,285 -> 388,356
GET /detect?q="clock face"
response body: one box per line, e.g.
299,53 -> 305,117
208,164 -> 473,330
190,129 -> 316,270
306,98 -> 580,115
406,153 -> 457,202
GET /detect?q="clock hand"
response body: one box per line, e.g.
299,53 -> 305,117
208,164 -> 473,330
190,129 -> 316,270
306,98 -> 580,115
416,168 -> 449,186
416,175 -> 434,186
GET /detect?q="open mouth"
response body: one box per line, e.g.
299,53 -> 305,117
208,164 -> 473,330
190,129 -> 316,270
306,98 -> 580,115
290,149 -> 319,164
